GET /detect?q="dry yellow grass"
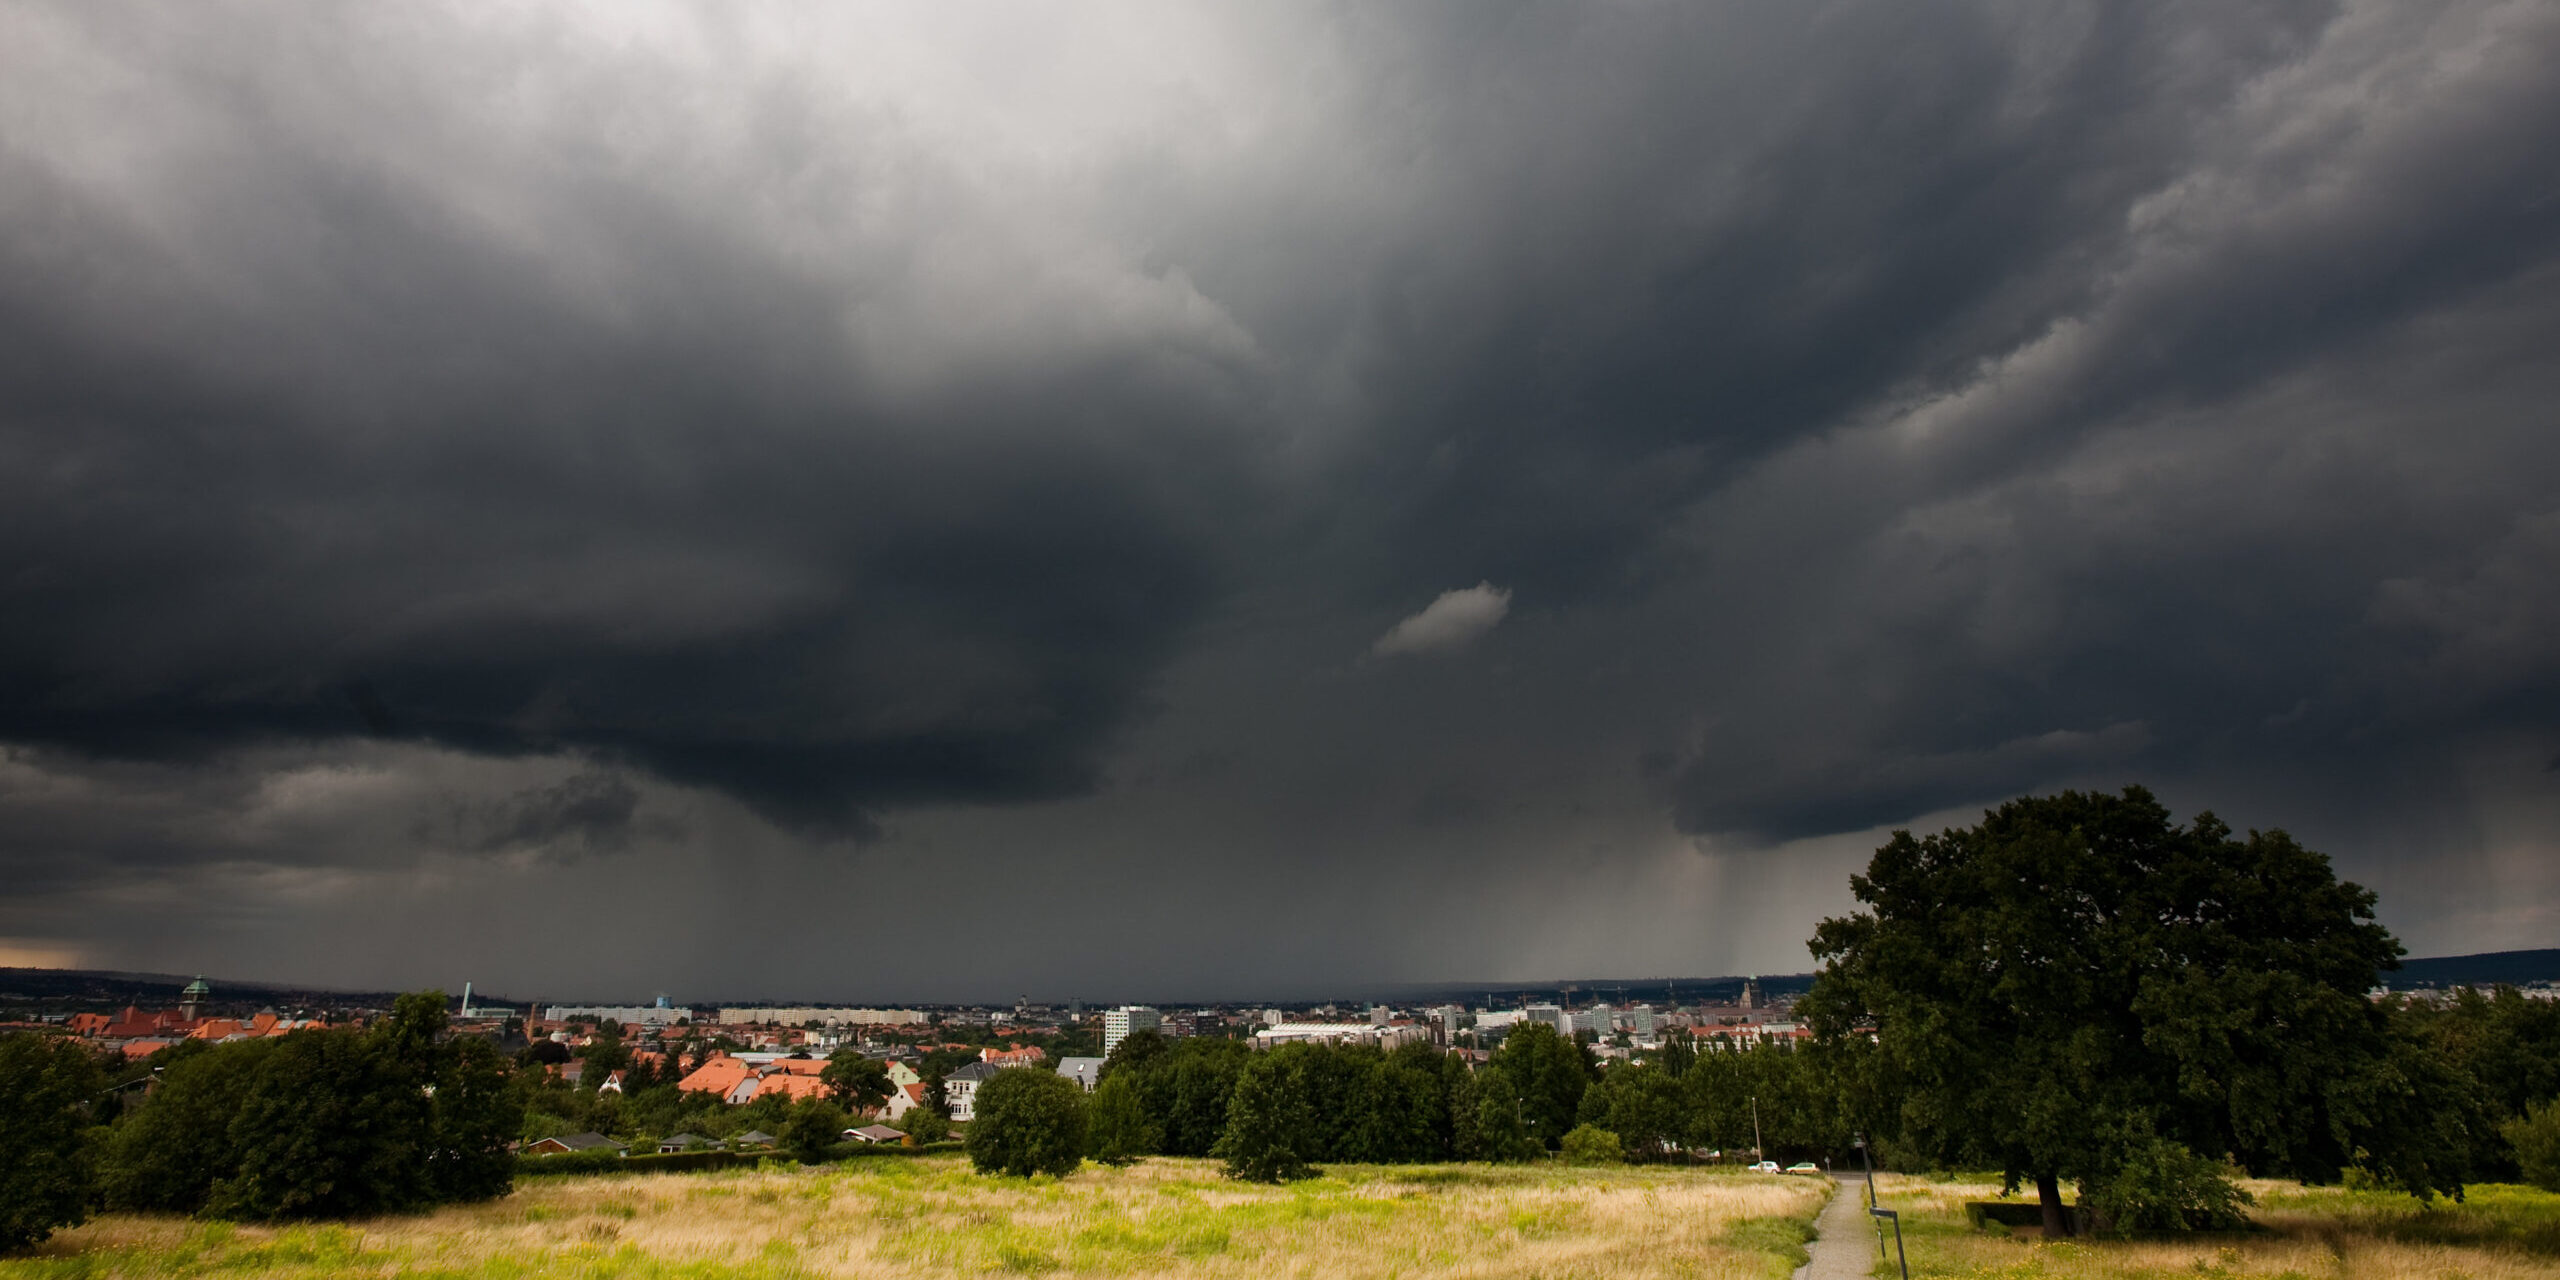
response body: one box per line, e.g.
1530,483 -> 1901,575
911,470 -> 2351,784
2,1157 -> 1831,1280
1866,1171 -> 2560,1280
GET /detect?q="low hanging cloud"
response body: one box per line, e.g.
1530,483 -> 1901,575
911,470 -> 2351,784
1372,583 -> 1514,658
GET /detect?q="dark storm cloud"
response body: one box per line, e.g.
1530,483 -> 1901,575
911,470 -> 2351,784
1642,0 -> 2560,841
1231,2 -> 2348,602
1206,0 -> 2560,852
458,772 -> 644,859
2,0 -> 2558,989
0,3 -> 1260,836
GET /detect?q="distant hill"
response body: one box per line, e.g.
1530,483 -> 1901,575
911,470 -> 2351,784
2387,949 -> 2560,988
0,967 -> 528,1014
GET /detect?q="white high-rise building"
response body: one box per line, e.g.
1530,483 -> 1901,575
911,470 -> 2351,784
1103,1005 -> 1161,1056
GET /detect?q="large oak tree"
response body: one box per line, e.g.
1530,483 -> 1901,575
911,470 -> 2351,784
1802,787 -> 2465,1234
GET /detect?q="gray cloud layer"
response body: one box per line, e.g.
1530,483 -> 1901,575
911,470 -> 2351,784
2,0 -> 2555,996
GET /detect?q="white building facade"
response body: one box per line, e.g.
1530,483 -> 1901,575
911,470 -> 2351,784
1103,1006 -> 1161,1056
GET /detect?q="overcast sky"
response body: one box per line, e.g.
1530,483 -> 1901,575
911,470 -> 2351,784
3,1 -> 2557,1003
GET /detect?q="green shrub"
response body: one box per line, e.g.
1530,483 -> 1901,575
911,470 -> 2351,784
2082,1137 -> 2254,1234
783,1098 -> 851,1164
515,1139 -> 959,1179
967,1069 -> 1088,1178
626,1150 -> 750,1173
516,1148 -> 633,1177
900,1107 -> 953,1145
2505,1101 -> 2560,1191
1560,1124 -> 1623,1165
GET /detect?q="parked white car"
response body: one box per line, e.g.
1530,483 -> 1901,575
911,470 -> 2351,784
1749,1160 -> 1780,1173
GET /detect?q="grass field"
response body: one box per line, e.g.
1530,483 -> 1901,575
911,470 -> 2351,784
0,1157 -> 1830,1280
1867,1171 -> 2560,1280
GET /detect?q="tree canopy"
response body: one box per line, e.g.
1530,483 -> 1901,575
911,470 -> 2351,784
94,990 -> 519,1222
820,1051 -> 892,1113
1802,786 -> 2445,1233
1212,1046 -> 1322,1182
0,1035 -> 103,1252
1084,1073 -> 1159,1165
1484,1021 -> 1594,1150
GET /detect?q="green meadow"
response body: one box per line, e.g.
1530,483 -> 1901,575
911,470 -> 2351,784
0,1156 -> 1827,1280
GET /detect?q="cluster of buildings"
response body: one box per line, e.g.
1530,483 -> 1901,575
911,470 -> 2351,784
1083,989 -> 1809,1062
1426,990 -> 1814,1056
19,974 -> 1818,1102
647,1041 -> 1103,1124
53,978 -> 336,1059
2372,982 -> 2560,1004
542,1001 -> 934,1029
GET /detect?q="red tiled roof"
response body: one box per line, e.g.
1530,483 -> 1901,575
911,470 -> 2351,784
102,1005 -> 195,1039
755,1073 -> 830,1102
677,1055 -> 754,1098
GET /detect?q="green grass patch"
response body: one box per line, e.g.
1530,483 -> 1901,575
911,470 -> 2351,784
1866,1174 -> 2560,1280
2255,1180 -> 2560,1257
1723,1213 -> 1817,1271
5,1155 -> 1831,1280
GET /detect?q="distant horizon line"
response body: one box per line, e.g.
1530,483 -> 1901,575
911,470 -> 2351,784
11,948 -> 2555,1010
1,966 -> 1818,1010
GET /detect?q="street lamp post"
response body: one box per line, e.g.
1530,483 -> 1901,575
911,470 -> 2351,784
1855,1132 -> 1909,1280
1750,1095 -> 1764,1164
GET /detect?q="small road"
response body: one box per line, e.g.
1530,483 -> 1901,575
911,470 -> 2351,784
1794,1181 -> 1882,1280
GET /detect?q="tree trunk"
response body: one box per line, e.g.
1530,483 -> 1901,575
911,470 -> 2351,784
2036,1170 -> 2072,1238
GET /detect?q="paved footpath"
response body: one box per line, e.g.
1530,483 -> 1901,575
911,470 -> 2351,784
1794,1181 -> 1883,1280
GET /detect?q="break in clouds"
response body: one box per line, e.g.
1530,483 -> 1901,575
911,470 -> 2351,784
2,1 -> 2557,998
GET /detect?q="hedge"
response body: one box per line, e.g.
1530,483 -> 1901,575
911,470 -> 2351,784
516,1141 -> 961,1178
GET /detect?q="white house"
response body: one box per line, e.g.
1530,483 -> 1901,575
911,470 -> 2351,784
944,1061 -> 1003,1121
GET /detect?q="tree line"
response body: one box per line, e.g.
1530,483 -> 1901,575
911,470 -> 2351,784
960,1018 -> 1845,1182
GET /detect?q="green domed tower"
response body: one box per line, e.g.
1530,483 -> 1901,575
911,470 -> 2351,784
181,975 -> 211,1021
